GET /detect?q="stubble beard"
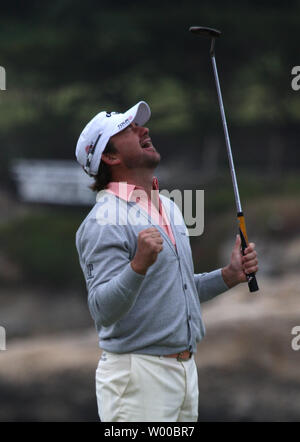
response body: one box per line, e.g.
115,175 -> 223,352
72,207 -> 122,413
124,150 -> 161,170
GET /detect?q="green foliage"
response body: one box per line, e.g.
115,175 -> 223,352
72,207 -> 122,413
0,1 -> 300,288
0,208 -> 86,289
0,1 -> 300,175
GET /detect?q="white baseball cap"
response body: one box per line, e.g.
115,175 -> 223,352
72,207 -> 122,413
75,101 -> 151,176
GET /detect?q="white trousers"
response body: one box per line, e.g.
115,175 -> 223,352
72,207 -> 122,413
95,351 -> 198,422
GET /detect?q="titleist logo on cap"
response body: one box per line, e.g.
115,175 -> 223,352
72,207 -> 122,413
117,115 -> 133,130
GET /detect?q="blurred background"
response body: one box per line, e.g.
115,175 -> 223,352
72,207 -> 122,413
0,0 -> 300,421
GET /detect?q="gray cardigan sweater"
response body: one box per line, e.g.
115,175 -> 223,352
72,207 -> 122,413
76,191 -> 228,355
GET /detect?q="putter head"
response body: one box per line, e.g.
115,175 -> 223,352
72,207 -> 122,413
189,26 -> 221,38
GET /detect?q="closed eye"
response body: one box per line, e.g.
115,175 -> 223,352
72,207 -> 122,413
125,123 -> 135,131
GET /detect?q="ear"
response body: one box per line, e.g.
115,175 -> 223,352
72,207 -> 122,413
101,152 -> 121,166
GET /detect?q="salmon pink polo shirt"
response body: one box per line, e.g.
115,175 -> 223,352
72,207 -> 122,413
105,178 -> 176,247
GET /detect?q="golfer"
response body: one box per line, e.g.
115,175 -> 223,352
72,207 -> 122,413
75,101 -> 258,422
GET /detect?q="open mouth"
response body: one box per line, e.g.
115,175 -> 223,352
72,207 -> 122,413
140,138 -> 153,149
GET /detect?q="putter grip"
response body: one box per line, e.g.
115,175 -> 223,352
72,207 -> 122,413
247,273 -> 259,292
239,230 -> 259,292
238,212 -> 259,293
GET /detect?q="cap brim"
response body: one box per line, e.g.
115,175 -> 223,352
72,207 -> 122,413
124,101 -> 151,127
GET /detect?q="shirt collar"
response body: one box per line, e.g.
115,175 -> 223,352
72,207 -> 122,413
106,177 -> 159,202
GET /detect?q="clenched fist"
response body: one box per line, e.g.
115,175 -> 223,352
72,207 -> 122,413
131,227 -> 163,275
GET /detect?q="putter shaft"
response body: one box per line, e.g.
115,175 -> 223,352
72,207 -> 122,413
190,27 -> 259,293
210,49 -> 242,214
210,39 -> 258,292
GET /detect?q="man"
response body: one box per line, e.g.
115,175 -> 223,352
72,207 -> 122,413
75,101 -> 258,422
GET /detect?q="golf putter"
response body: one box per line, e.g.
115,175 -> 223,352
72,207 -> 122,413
189,26 -> 259,293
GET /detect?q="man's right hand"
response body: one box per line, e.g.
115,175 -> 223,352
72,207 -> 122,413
131,227 -> 163,275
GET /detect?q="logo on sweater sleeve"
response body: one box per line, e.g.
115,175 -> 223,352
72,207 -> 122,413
86,263 -> 94,279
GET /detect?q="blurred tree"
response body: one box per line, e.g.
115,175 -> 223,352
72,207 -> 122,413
0,0 -> 299,187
